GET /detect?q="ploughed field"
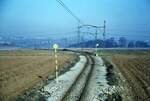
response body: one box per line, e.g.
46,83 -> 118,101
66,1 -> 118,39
0,50 -> 76,101
101,49 -> 150,101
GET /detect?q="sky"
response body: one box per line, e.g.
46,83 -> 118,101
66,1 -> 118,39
0,0 -> 150,40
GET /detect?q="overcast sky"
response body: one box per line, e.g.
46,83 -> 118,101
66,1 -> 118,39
0,0 -> 150,40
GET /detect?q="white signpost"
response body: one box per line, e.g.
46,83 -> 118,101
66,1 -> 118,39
95,43 -> 99,56
53,44 -> 59,83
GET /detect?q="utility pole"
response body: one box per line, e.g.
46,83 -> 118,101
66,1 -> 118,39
95,28 -> 98,43
77,23 -> 80,48
103,20 -> 106,40
78,20 -> 106,50
103,20 -> 106,48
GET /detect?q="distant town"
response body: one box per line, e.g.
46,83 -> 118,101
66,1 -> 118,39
0,35 -> 150,49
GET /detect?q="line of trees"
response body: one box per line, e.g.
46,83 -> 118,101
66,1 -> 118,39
104,37 -> 149,48
69,37 -> 150,48
0,35 -> 149,48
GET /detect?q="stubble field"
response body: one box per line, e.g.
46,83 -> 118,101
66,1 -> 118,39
0,50 -> 76,101
101,49 -> 150,101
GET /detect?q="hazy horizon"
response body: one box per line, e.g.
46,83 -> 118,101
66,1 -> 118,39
0,0 -> 150,40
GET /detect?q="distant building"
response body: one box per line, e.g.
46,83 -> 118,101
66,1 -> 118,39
128,41 -> 135,48
135,41 -> 149,48
105,37 -> 118,48
119,37 -> 127,47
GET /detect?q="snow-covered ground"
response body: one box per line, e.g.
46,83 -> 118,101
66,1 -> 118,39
41,56 -> 116,101
81,56 -> 110,101
42,55 -> 87,101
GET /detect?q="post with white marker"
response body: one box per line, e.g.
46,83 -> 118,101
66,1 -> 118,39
95,43 -> 99,56
53,44 -> 59,83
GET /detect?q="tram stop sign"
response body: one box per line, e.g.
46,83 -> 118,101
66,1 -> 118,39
53,44 -> 59,49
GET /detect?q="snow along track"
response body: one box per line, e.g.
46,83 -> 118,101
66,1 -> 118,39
80,56 -> 110,101
42,55 -> 88,101
62,55 -> 110,101
61,55 -> 94,101
41,53 -> 110,101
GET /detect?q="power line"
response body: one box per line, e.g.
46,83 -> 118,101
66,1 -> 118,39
55,0 -> 83,24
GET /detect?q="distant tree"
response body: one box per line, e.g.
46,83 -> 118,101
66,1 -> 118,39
119,37 -> 127,47
128,41 -> 134,48
105,37 -> 118,48
135,41 -> 148,48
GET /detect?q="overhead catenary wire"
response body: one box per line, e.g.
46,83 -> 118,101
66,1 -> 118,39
55,0 -> 83,24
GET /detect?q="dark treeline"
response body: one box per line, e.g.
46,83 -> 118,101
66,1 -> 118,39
70,37 -> 150,48
0,36 -> 150,49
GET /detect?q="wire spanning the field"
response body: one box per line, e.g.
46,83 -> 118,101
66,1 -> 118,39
55,0 -> 83,24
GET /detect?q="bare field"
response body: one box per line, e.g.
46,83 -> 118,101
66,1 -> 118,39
0,50 -> 76,101
101,50 -> 150,101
